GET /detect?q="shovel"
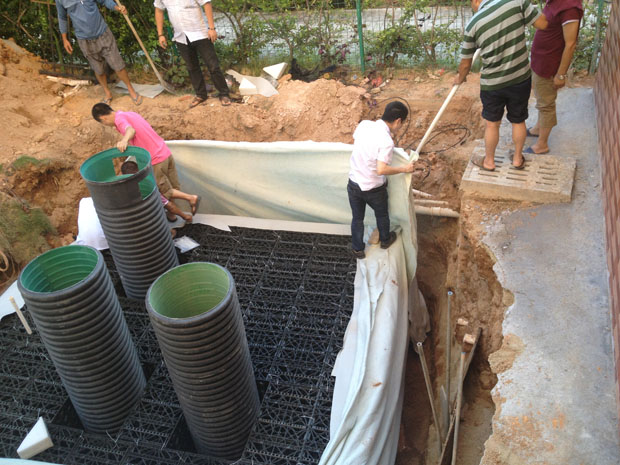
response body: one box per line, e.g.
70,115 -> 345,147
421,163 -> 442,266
409,48 -> 481,161
114,0 -> 176,94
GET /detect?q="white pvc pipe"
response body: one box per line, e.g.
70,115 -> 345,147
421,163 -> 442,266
411,188 -> 433,198
414,206 -> 459,218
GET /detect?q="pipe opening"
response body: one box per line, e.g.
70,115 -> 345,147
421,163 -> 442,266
20,245 -> 99,293
148,263 -> 231,319
80,146 -> 156,199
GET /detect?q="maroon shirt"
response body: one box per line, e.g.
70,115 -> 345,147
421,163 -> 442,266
531,0 -> 583,78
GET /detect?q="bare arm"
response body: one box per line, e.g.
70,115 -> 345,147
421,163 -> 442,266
533,13 -> 548,30
377,160 -> 415,176
453,58 -> 472,85
554,21 -> 580,88
202,2 -> 217,42
155,7 -> 167,49
117,126 -> 136,152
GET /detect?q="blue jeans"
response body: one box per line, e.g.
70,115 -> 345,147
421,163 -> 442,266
347,179 -> 390,251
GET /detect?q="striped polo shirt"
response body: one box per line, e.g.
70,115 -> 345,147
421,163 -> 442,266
461,0 -> 541,91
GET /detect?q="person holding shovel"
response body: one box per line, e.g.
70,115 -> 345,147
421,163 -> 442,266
56,0 -> 142,105
454,0 -> 548,171
154,0 -> 231,109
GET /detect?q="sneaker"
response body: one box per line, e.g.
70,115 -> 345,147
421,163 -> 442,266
352,248 -> 366,259
380,231 -> 397,249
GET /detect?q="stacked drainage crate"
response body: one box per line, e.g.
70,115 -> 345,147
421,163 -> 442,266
79,147 -> 178,299
18,245 -> 145,433
146,262 -> 260,459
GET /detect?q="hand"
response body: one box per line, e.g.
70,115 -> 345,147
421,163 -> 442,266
402,162 -> 415,173
158,35 -> 167,49
207,28 -> 217,42
453,74 -> 466,86
63,38 -> 73,54
117,140 -> 128,153
115,4 -> 127,15
553,76 -> 566,89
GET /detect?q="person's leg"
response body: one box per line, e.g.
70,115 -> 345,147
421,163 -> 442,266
530,72 -> 557,153
77,37 -> 111,100
161,155 -> 200,212
93,72 -> 113,101
115,68 -> 139,101
194,39 -> 230,97
484,120 -> 501,169
506,77 -> 531,166
177,40 -> 208,100
165,199 -> 192,222
512,122 -> 527,166
99,28 -> 140,101
364,184 -> 390,244
479,89 -> 506,170
347,180 -> 366,253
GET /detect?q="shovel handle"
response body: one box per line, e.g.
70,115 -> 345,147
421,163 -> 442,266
411,48 -> 482,160
114,0 -> 166,85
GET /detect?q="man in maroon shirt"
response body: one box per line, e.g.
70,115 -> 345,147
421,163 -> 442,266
526,0 -> 583,154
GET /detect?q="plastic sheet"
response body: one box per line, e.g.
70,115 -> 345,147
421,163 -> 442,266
168,140 -> 418,465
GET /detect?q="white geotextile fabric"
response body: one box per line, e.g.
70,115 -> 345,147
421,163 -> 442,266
168,140 -> 417,280
321,236 -> 409,465
169,140 -> 417,465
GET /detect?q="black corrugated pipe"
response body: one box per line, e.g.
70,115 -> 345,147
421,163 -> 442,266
146,262 -> 260,459
80,146 -> 178,299
18,245 -> 146,433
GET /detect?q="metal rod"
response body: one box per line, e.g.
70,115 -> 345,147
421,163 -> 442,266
416,341 -> 444,450
446,290 -> 453,407
451,351 -> 466,465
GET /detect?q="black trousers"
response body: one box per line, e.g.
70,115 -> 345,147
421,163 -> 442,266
347,179 -> 390,252
176,38 -> 229,100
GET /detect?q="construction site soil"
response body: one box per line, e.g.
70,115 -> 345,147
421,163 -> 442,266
0,38 -> 574,464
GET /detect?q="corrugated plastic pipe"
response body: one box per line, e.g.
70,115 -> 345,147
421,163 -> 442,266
146,262 -> 260,459
80,146 -> 178,299
18,245 -> 145,433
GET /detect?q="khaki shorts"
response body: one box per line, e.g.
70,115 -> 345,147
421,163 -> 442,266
153,155 -> 180,200
532,71 -> 558,129
77,27 -> 125,76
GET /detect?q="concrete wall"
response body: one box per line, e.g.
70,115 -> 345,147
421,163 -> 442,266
594,0 -> 620,430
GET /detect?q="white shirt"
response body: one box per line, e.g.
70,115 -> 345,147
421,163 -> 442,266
348,119 -> 394,191
154,0 -> 211,44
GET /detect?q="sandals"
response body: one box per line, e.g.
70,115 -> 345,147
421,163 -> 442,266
219,95 -> 232,106
526,127 -> 538,137
524,146 -> 549,155
471,156 -> 495,172
131,94 -> 143,106
190,195 -> 202,215
511,156 -> 527,170
101,96 -> 113,105
189,96 -> 206,109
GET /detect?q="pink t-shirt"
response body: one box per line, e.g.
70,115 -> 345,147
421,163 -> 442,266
115,111 -> 171,165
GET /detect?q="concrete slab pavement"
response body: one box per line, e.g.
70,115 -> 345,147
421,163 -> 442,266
478,88 -> 620,464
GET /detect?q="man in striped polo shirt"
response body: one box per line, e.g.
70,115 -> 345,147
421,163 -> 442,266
454,0 -> 547,171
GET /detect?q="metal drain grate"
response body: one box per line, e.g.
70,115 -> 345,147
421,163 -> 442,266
460,141 -> 576,203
